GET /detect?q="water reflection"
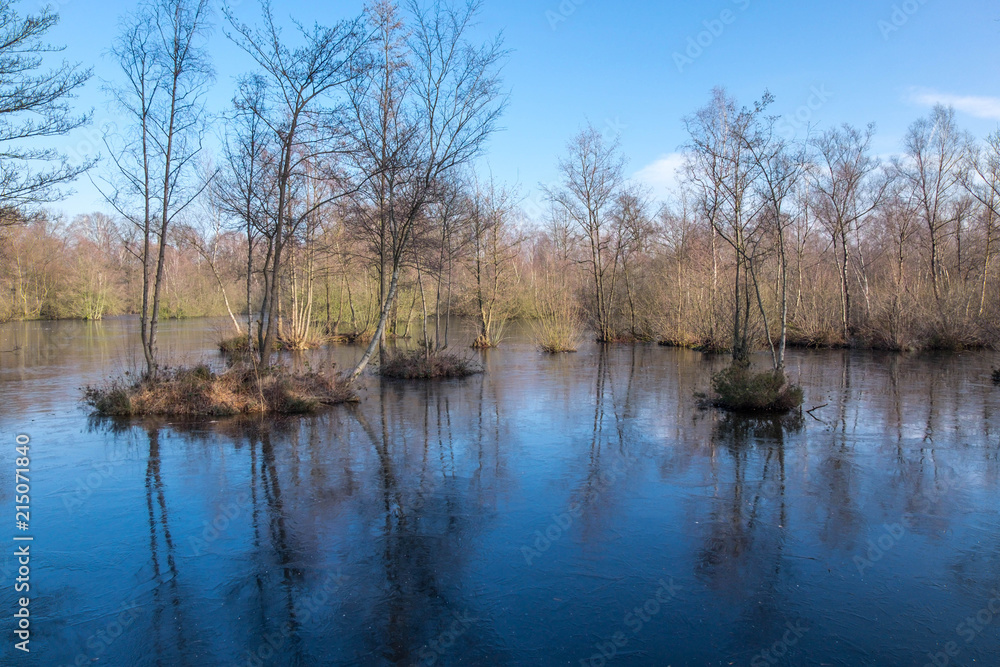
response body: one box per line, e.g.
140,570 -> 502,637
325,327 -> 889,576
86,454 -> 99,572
2,319 -> 1000,665
692,413 -> 799,659
143,425 -> 190,663
351,377 -> 511,665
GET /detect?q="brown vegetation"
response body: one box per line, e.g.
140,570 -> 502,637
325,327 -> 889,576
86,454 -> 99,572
527,281 -> 581,353
532,323 -> 579,353
378,351 -> 482,380
700,364 -> 804,414
83,363 -> 355,417
3,5 -> 1000,374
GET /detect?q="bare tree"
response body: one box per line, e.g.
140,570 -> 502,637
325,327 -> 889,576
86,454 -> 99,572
281,169 -> 336,349
901,105 -> 970,305
611,184 -> 655,340
683,88 -> 769,364
342,0 -> 412,353
213,75 -> 276,342
67,212 -> 128,319
430,177 -> 470,350
224,0 -> 368,364
961,130 -> 1000,316
102,0 -> 214,377
346,0 -> 507,379
743,112 -> 806,370
467,175 -> 521,348
0,0 -> 93,216
175,206 -> 242,335
811,123 -> 888,344
544,124 -> 626,343
965,130 -> 1000,219
875,177 -> 921,346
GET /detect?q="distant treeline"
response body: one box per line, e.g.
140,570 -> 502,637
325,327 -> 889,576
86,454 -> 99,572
0,0 -> 997,361
4,89 -> 999,355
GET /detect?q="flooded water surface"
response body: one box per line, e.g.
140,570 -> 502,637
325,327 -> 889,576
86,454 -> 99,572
1,318 -> 999,666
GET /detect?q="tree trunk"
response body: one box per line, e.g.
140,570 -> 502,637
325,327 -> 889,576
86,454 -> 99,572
350,261 -> 403,380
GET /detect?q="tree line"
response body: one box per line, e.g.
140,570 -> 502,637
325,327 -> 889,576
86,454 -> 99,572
1,0 -> 998,381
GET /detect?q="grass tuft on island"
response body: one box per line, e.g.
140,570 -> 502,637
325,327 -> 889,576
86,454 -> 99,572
378,350 -> 483,379
218,334 -> 309,355
698,363 -> 804,414
218,334 -> 255,355
84,363 -> 356,417
658,336 -> 727,353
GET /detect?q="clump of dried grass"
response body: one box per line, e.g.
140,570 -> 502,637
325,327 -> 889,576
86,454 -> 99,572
378,351 -> 482,379
83,363 -> 356,417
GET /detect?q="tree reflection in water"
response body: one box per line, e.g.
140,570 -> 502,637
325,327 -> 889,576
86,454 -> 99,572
50,344 -> 1000,666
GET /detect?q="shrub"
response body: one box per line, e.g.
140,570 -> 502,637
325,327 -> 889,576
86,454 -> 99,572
83,363 -> 355,417
992,368 -> 1000,386
219,334 -> 252,355
83,377 -> 134,416
378,350 -> 483,379
219,334 -> 303,356
529,288 -> 581,353
331,329 -> 376,345
471,322 -> 509,349
659,335 -> 726,353
530,315 -> 580,353
277,329 -> 326,351
786,323 -> 845,349
705,364 -> 804,414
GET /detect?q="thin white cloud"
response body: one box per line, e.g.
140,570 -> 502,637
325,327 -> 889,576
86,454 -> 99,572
633,153 -> 685,201
907,88 -> 1000,120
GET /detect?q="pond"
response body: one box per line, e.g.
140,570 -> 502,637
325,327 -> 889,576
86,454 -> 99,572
0,317 -> 999,666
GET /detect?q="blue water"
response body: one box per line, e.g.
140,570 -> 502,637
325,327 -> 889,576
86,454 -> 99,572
0,318 -> 998,666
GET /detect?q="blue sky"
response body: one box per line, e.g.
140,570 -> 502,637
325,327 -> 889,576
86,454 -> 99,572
41,0 -> 1000,220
